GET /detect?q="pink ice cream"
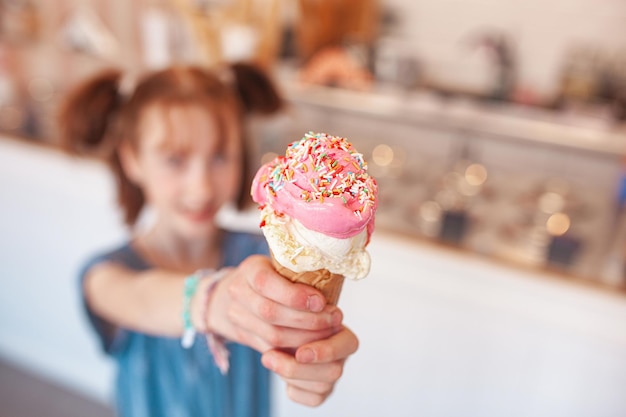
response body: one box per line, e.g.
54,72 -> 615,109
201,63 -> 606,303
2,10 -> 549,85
251,132 -> 378,280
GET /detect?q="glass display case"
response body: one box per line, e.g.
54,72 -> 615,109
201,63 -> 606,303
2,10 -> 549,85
267,80 -> 626,291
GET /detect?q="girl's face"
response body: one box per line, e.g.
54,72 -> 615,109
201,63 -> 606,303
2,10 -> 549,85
124,103 -> 242,239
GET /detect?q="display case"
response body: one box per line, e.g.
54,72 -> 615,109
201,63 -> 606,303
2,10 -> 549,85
265,78 -> 626,291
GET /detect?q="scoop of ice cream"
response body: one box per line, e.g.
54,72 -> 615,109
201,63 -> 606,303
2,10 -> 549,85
251,132 -> 378,239
260,207 -> 371,279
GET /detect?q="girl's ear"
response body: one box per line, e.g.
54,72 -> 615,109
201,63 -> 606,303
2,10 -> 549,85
118,141 -> 143,186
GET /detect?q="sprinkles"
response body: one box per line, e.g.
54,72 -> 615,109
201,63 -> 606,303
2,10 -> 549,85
259,132 -> 377,217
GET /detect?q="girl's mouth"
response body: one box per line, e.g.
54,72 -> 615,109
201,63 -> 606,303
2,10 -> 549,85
182,205 -> 215,223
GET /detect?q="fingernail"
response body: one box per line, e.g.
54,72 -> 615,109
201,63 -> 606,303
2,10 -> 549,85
296,348 -> 315,363
307,294 -> 324,312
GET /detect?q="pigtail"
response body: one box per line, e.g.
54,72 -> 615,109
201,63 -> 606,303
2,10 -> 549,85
228,63 -> 286,210
111,152 -> 145,227
58,69 -> 144,227
230,62 -> 285,116
57,69 -> 124,158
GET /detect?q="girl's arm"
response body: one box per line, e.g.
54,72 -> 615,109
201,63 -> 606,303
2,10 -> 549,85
84,262 -> 189,337
86,255 -> 359,407
84,257 -> 341,346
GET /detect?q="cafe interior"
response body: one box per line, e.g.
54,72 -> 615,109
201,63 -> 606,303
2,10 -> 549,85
1,1 -> 625,416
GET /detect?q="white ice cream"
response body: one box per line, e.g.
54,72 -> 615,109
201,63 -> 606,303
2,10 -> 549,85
260,207 -> 371,280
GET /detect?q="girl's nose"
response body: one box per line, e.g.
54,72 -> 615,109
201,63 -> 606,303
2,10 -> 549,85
187,164 -> 214,201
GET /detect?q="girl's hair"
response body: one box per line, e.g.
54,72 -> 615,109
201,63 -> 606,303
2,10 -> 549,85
58,63 -> 284,226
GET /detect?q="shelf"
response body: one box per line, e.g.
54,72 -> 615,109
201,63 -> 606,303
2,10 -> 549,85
281,79 -> 626,158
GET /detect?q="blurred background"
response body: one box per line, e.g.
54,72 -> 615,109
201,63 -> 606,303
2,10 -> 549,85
1,1 -> 626,416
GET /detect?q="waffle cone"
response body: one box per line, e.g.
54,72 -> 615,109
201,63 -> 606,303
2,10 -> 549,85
270,252 -> 345,305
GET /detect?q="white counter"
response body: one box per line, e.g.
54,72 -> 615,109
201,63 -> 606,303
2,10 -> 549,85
2,137 -> 626,417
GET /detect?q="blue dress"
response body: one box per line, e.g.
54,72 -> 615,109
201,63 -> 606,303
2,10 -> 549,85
80,231 -> 271,417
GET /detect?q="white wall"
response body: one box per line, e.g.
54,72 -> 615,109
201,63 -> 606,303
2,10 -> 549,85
383,0 -> 626,96
279,235 -> 626,417
0,139 -> 124,400
2,137 -> 626,417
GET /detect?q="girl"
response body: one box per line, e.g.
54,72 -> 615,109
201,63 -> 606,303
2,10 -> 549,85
58,63 -> 358,417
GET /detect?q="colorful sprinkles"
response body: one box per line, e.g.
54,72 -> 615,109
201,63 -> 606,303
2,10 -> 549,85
259,132 -> 377,218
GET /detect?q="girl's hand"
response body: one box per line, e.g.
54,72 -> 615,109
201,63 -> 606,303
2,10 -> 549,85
261,326 -> 359,407
205,255 -> 343,353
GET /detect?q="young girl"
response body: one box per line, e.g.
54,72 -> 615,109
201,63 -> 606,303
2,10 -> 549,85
58,63 -> 358,417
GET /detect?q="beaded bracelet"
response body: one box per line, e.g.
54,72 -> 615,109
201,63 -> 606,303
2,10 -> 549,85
201,268 -> 231,374
181,268 -> 231,374
181,271 -> 204,349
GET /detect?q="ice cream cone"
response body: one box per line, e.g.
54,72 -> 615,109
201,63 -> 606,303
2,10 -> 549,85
253,133 -> 378,305
270,252 -> 345,305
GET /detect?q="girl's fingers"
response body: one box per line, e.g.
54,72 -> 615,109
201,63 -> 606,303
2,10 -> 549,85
261,349 -> 345,407
241,256 -> 327,312
282,376 -> 335,395
228,301 -> 339,349
230,326 -> 272,353
231,275 -> 342,330
285,383 -> 332,408
212,256 -> 350,352
262,349 -> 345,383
232,257 -> 343,330
295,326 -> 359,364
